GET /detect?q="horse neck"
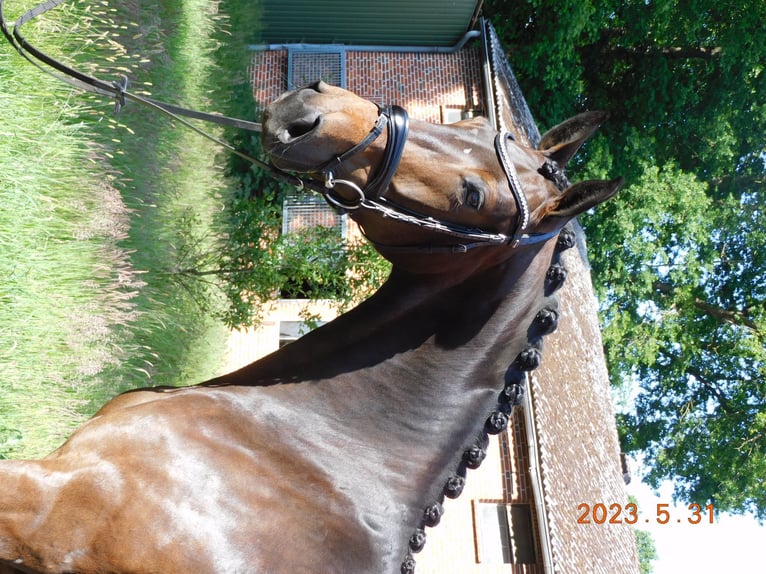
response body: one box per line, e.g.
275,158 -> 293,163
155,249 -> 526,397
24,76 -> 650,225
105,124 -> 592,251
218,242 -> 554,454
206,243 -> 557,570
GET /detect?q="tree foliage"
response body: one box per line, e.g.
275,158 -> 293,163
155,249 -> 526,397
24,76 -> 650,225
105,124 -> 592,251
486,0 -> 766,518
214,148 -> 390,328
634,527 -> 657,574
629,496 -> 657,574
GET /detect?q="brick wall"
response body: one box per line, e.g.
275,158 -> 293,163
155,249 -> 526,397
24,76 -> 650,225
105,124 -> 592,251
251,46 -> 485,123
415,410 -> 543,574
250,50 -> 286,112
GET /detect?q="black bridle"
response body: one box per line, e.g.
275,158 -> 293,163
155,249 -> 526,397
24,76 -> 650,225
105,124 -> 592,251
305,103 -> 558,253
1,0 -> 559,254
315,104 -> 408,203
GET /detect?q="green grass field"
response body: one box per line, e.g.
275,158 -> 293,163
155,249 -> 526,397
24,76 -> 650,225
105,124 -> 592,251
0,0 -> 235,458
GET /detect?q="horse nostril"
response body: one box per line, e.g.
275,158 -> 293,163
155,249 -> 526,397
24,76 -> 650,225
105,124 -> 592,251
286,116 -> 321,140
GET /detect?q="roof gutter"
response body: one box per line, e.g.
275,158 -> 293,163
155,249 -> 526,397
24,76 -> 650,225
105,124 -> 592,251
479,18 -> 498,131
248,29 -> 481,54
523,374 -> 555,574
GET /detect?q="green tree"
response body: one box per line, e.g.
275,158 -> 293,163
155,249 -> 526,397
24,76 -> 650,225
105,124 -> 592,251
211,167 -> 390,328
628,496 -> 657,574
634,528 -> 657,574
157,122 -> 391,329
486,0 -> 766,518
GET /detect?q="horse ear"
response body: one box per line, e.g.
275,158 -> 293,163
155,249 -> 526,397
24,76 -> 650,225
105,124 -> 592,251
538,111 -> 608,167
543,178 -> 624,220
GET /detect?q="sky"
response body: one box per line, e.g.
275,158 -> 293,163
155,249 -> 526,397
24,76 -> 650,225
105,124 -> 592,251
626,462 -> 765,573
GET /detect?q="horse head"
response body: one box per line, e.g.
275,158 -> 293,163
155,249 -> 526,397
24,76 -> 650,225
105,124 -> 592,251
263,81 -> 622,275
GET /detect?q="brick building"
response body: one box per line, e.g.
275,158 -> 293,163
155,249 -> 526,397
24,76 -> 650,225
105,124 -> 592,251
239,2 -> 641,572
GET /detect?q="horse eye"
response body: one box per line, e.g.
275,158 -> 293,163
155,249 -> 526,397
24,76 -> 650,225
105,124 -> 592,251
464,183 -> 484,209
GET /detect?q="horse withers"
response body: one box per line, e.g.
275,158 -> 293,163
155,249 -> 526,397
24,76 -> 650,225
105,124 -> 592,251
0,82 -> 621,574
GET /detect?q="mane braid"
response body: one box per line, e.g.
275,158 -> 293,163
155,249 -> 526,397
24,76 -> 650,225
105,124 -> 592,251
399,226 -> 577,574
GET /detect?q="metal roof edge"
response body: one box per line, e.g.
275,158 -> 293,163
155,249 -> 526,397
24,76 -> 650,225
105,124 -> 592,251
522,379 -> 556,574
248,30 -> 481,54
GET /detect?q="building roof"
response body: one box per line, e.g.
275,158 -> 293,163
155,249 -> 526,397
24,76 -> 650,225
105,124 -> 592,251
486,25 -> 640,569
528,231 -> 640,572
259,0 -> 482,47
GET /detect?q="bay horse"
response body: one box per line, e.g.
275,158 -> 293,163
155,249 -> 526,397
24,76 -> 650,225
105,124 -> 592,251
0,81 -> 621,574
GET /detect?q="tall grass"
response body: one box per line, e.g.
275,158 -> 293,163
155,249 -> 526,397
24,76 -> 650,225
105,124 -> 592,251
0,0 -> 233,458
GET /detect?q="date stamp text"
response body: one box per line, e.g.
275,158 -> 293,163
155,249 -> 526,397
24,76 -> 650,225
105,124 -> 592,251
577,502 -> 715,525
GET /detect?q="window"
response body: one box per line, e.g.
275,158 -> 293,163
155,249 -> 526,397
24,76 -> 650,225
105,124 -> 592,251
282,193 -> 346,237
473,502 -> 536,565
441,106 -> 464,125
278,320 -> 326,348
287,47 -> 346,89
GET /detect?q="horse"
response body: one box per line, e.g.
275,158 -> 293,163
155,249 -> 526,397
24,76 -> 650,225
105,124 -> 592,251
0,80 -> 622,574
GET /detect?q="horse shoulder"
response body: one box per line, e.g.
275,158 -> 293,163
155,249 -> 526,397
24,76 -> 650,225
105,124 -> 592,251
19,387 -> 381,573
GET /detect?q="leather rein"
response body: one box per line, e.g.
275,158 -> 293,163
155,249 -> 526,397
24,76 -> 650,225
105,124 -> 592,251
1,0 -> 558,254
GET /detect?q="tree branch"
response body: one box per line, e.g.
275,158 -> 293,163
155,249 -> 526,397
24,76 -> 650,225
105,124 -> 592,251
710,173 -> 765,190
693,299 -> 760,332
737,431 -> 766,455
608,44 -> 722,60
653,281 -> 761,334
683,364 -> 733,415
654,348 -> 733,416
